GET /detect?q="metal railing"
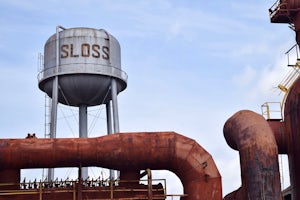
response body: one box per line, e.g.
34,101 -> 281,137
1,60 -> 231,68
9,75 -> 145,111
37,64 -> 128,84
269,0 -> 288,19
0,178 -> 185,200
261,102 -> 283,120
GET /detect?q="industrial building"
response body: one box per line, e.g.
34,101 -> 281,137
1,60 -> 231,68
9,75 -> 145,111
2,0 -> 300,199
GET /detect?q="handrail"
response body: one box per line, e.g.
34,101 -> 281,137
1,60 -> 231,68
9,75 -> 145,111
261,102 -> 283,120
0,178 -> 185,199
269,0 -> 288,18
37,64 -> 128,83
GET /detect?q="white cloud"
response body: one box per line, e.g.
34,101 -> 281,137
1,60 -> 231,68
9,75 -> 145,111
231,43 -> 270,57
233,65 -> 257,87
232,53 -> 290,104
217,153 -> 241,194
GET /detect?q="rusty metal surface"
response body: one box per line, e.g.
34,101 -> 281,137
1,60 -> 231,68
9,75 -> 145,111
269,0 -> 300,24
287,0 -> 300,9
283,77 -> 300,200
270,1 -> 300,45
268,1 -> 300,199
267,120 -> 287,154
223,187 -> 243,200
223,110 -> 282,200
0,131 -> 222,200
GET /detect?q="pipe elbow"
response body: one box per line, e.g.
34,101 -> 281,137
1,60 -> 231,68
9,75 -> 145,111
223,110 -> 281,199
224,110 -> 277,151
173,136 -> 222,199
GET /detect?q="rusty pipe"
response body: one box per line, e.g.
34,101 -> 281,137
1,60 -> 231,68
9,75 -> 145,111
267,120 -> 287,154
223,110 -> 281,200
283,77 -> 300,200
0,131 -> 222,200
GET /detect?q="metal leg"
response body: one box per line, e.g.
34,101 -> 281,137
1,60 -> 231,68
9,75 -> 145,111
111,78 -> 121,180
48,26 -> 65,181
106,102 -> 115,180
79,105 -> 88,180
48,76 -> 58,181
111,79 -> 120,133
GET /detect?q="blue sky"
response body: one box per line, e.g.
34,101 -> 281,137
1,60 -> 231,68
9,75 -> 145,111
0,0 -> 295,197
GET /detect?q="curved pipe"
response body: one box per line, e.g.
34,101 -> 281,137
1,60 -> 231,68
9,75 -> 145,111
0,131 -> 222,200
283,77 -> 300,200
223,110 -> 281,200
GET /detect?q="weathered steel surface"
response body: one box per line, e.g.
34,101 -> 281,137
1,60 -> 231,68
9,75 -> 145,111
282,77 -> 300,200
287,0 -> 300,8
223,110 -> 281,200
267,120 -> 287,154
269,2 -> 300,198
0,132 -> 222,200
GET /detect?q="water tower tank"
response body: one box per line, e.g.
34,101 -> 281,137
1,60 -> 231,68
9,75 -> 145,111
38,27 -> 127,107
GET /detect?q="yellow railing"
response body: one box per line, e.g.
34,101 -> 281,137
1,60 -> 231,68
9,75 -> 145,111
261,102 -> 283,120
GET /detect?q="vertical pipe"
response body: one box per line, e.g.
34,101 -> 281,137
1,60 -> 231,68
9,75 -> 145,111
39,182 -> 42,200
147,169 -> 153,200
50,74 -> 58,137
78,165 -> 83,200
283,76 -> 300,200
79,105 -> 88,180
223,110 -> 282,199
106,102 -> 113,135
111,78 -> 120,133
106,102 -> 115,180
79,105 -> 88,138
111,78 -> 120,179
50,25 -> 61,138
48,26 -> 61,181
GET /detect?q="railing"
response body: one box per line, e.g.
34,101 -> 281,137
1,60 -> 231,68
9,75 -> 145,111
269,0 -> 288,19
37,64 -> 128,84
261,102 -> 283,120
276,44 -> 300,112
0,178 -> 185,200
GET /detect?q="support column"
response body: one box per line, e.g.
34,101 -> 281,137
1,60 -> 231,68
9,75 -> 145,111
48,76 -> 57,181
111,78 -> 120,133
106,102 -> 114,180
79,105 -> 88,180
48,76 -> 58,181
111,78 -> 120,179
106,102 -> 113,134
48,26 -> 61,181
50,77 -> 58,138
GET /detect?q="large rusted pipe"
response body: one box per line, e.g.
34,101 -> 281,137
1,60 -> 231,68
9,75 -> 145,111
0,131 -> 222,200
267,120 -> 287,154
280,2 -> 300,199
283,77 -> 300,200
223,110 -> 281,200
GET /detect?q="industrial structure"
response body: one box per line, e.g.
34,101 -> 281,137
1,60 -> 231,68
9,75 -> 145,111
38,27 -> 127,180
0,26 -> 222,199
223,1 -> 300,199
2,1 -> 300,199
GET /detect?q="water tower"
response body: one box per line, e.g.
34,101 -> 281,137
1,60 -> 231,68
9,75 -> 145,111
38,26 -> 127,180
